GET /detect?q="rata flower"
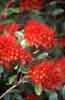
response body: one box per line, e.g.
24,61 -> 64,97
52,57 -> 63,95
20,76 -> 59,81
0,34 -> 32,70
28,59 -> 65,90
24,20 -> 55,50
0,22 -> 20,35
4,22 -> 20,34
55,58 -> 65,75
25,94 -> 39,100
20,0 -> 31,11
31,0 -> 43,10
0,24 -> 5,33
20,0 -> 43,11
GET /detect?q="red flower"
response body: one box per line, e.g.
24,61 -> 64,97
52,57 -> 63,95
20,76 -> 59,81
0,24 -> 5,33
20,0 -> 31,11
0,34 -> 32,70
25,94 -> 39,100
20,0 -> 43,11
55,58 -> 65,75
28,59 -> 65,90
0,22 -> 20,35
24,20 -> 55,49
31,0 -> 43,10
4,22 -> 20,35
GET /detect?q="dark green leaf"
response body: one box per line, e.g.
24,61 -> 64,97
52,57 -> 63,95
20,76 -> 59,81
48,45 -> 63,59
8,75 -> 17,85
31,10 -> 47,23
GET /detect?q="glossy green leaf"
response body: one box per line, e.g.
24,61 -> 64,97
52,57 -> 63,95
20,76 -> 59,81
34,84 -> 42,96
36,52 -> 48,60
0,66 -> 4,74
49,1 -> 56,6
52,9 -> 64,16
13,93 -> 23,100
48,45 -> 63,59
8,8 -> 20,15
3,94 -> 10,100
8,75 -> 17,85
18,65 -> 28,74
49,92 -> 58,100
60,85 -> 65,99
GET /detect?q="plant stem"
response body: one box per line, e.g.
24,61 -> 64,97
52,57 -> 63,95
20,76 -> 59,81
0,79 -> 23,99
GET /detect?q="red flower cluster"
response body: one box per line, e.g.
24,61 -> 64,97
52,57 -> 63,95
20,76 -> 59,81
0,22 -> 20,35
24,20 -> 55,50
0,34 -> 32,70
25,94 -> 39,100
0,24 -> 5,33
28,58 -> 65,90
20,0 -> 43,11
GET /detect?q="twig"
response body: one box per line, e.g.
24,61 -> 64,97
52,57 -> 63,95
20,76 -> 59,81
0,79 -> 23,99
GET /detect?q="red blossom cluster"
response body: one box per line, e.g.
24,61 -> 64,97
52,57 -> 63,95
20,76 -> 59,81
28,58 -> 65,90
24,20 -> 55,50
20,0 -> 43,11
0,0 -> 65,99
0,34 -> 32,70
0,17 -> 65,91
0,22 -> 20,35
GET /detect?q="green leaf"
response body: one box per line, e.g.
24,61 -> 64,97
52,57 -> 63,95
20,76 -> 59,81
63,21 -> 65,30
4,92 -> 24,100
8,8 -> 20,16
4,94 -> 10,100
36,52 -> 48,60
49,1 -> 56,6
23,83 -> 34,93
13,93 -> 23,100
0,5 -> 4,12
60,85 -> 65,99
48,45 -> 63,59
0,80 -> 7,85
8,75 -> 17,85
0,18 -> 15,24
18,65 -> 28,74
10,89 -> 24,100
31,10 -> 46,23
52,8 -> 64,16
20,40 -> 30,48
46,2 -> 64,16
45,90 -> 52,97
34,84 -> 42,96
0,0 -> 9,5
49,92 -> 58,100
0,66 -> 4,74
14,64 -> 19,70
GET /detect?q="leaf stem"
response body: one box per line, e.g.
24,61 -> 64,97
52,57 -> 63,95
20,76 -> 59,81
0,79 -> 23,99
